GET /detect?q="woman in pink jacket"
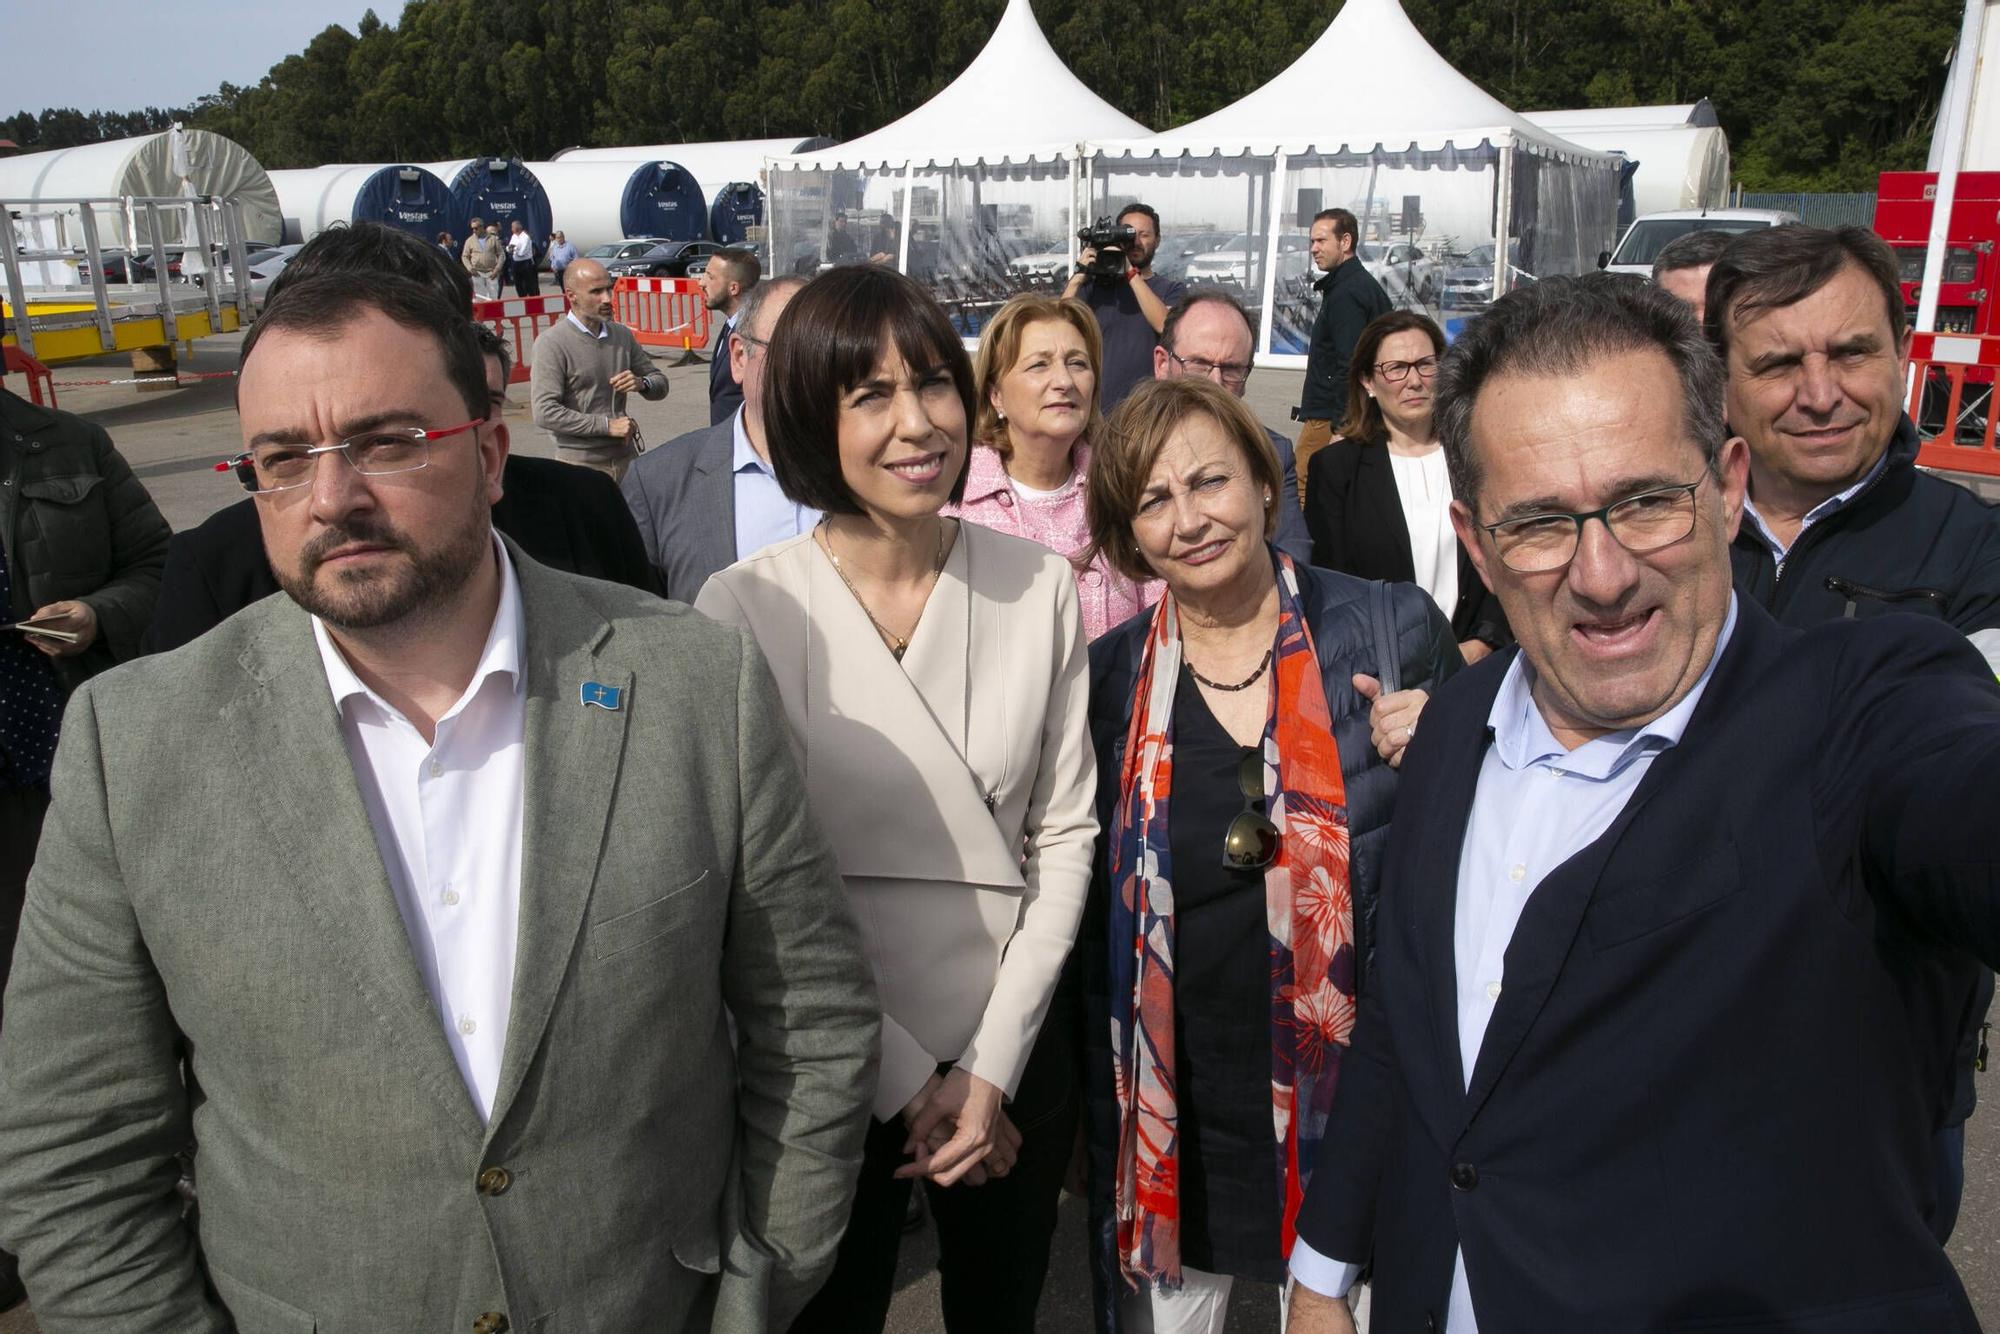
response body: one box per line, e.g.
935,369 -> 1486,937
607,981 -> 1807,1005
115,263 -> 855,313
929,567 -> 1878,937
948,295 -> 1159,640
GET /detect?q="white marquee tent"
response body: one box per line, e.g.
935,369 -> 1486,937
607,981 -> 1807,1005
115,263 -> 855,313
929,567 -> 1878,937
765,0 -> 1147,332
1088,0 -> 1622,362
1523,103 -> 1729,219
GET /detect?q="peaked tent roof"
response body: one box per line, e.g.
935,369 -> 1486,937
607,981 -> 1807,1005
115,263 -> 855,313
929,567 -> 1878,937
776,0 -> 1147,170
1103,0 -> 1605,162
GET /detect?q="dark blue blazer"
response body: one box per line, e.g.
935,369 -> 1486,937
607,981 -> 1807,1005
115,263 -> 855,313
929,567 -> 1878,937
708,321 -> 742,425
1297,601 -> 2000,1331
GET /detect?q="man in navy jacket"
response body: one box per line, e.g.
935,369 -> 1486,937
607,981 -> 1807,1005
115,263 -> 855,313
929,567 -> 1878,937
1288,273 -> 2000,1332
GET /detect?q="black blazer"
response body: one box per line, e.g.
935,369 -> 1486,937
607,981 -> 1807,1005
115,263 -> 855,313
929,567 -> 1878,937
1297,603 -> 2000,1331
1303,435 -> 1508,649
142,454 -> 658,654
708,322 -> 742,425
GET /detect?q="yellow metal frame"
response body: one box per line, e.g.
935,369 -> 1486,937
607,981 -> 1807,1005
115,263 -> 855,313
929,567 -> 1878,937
1,301 -> 241,366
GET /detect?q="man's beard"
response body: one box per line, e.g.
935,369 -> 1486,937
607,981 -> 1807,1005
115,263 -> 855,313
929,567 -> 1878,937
277,507 -> 490,632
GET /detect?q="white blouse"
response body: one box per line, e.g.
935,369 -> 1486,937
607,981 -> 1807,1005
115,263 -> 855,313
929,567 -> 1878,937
1389,446 -> 1458,625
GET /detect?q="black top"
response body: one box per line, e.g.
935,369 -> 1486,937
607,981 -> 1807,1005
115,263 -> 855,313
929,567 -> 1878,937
1298,258 -> 1391,422
1164,665 -> 1282,1280
1303,433 -> 1509,649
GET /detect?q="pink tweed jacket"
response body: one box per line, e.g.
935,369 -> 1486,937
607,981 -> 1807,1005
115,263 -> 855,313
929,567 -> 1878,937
946,442 -> 1161,641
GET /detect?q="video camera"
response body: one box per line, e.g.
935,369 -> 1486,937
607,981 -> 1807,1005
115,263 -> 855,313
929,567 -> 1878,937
1076,217 -> 1137,280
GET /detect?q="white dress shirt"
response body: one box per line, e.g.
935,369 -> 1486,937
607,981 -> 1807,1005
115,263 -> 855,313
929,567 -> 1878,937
1290,597 -> 1739,1328
311,534 -> 527,1123
1389,446 -> 1458,623
507,230 -> 533,262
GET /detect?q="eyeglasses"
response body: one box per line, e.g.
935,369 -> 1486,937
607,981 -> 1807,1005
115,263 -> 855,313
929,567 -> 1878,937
1372,355 -> 1440,384
735,330 -> 769,356
1166,349 -> 1252,390
1478,473 -> 1708,574
218,419 -> 487,494
1223,747 -> 1282,870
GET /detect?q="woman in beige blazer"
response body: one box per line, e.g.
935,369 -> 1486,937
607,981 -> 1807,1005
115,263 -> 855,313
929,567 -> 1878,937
695,266 -> 1096,1334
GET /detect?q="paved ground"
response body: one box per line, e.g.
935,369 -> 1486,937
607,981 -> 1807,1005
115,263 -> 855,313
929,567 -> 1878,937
1,338 -> 1995,1330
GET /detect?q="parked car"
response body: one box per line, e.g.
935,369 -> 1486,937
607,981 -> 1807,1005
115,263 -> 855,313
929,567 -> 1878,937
1440,243 -> 1532,308
604,239 -> 724,278
1007,246 -> 1072,282
1183,231 -> 1309,286
585,239 -> 672,264
1601,208 -> 1800,275
1359,241 -> 1441,305
1154,230 -> 1235,282
219,244 -> 302,309
78,248 -> 180,284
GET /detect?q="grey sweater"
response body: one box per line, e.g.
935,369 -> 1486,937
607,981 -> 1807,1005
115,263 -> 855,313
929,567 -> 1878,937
530,316 -> 668,453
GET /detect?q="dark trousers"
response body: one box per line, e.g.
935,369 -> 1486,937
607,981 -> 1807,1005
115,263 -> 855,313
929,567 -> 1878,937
0,783 -> 50,1308
511,258 -> 540,298
791,995 -> 1078,1334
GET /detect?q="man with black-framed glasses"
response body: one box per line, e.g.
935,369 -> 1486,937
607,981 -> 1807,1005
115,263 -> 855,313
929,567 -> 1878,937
1286,272 -> 2000,1334
0,271 -> 879,1330
1153,288 -> 1312,563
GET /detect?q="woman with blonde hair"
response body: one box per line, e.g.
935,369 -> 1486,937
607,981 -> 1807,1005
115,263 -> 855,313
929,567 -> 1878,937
949,293 -> 1159,640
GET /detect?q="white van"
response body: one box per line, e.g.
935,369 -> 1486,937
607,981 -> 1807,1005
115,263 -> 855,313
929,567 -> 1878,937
1600,208 -> 1802,275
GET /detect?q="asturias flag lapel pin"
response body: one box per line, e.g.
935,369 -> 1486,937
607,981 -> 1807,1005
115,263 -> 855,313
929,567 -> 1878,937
580,681 -> 624,711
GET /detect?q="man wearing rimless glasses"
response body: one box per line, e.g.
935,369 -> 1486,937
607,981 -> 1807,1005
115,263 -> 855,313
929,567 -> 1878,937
0,271 -> 879,1331
1287,273 -> 2000,1332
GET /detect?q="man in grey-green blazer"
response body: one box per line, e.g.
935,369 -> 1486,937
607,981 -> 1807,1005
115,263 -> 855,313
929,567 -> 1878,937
0,270 -> 879,1333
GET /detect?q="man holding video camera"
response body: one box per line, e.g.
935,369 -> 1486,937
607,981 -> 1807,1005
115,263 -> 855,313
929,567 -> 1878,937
1064,202 -> 1185,411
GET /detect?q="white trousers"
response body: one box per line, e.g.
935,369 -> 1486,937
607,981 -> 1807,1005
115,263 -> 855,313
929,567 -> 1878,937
1120,1271 -> 1370,1334
472,272 -> 500,300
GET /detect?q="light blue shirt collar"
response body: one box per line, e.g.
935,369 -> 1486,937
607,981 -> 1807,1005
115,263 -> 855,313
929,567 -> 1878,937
565,311 -> 609,340
1740,448 -> 1888,560
1487,594 -> 1739,778
731,408 -> 767,477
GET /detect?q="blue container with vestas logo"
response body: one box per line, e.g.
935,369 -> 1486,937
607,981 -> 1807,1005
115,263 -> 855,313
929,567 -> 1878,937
619,161 -> 707,244
345,165 -> 454,243
427,157 -> 554,261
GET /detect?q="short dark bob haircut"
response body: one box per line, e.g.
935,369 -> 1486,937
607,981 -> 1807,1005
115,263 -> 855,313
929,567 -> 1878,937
762,265 -> 976,515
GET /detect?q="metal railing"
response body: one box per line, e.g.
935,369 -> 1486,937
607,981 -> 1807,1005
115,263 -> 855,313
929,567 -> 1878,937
1,194 -> 255,358
1910,331 -> 2000,475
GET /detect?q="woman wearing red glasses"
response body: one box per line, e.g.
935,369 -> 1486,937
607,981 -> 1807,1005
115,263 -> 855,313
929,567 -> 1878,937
1303,311 -> 1510,665
1078,377 -> 1459,1332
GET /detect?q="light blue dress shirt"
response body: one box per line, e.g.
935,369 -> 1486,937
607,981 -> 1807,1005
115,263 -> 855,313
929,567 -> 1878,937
1290,597 -> 1740,1329
1739,448 -> 1888,564
731,409 -> 819,562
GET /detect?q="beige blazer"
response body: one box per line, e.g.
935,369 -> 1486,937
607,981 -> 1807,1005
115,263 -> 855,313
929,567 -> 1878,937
697,523 -> 1096,1119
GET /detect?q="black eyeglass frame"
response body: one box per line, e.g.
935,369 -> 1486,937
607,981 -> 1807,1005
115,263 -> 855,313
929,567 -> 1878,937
1166,348 -> 1253,390
1475,471 -> 1710,574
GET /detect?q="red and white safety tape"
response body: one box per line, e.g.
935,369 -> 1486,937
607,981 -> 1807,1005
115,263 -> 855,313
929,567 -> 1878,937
49,369 -> 240,388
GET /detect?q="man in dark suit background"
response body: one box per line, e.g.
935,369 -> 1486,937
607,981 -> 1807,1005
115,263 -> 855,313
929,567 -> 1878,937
144,223 -> 656,654
702,247 -> 759,426
1287,273 -> 2000,1332
621,275 -> 815,601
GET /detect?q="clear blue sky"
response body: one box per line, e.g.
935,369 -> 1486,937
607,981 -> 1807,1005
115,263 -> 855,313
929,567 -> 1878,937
2,0 -> 385,117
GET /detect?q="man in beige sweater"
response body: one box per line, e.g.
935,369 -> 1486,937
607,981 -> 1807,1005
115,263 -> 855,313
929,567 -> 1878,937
531,258 -> 667,483
460,217 -> 503,300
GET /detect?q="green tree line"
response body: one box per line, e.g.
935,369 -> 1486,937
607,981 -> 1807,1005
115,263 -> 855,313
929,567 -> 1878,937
1,0 -> 1965,191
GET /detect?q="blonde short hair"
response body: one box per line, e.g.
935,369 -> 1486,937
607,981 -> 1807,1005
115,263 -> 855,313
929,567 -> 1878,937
972,294 -> 1105,460
1086,377 -> 1282,583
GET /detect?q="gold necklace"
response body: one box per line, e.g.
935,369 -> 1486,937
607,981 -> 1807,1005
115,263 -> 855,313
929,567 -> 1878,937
822,518 -> 948,660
